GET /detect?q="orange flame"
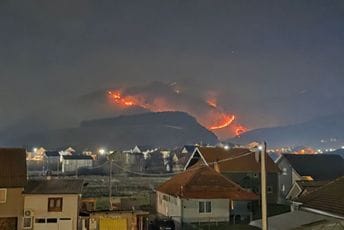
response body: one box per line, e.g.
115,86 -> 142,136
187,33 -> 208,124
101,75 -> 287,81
235,125 -> 248,136
108,91 -> 138,107
108,89 -> 247,138
209,115 -> 235,130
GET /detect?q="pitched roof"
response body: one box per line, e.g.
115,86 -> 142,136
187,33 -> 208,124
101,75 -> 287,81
62,155 -> 93,160
24,179 -> 84,194
296,176 -> 344,217
156,165 -> 258,200
0,148 -> 27,188
136,145 -> 154,152
45,151 -> 60,157
182,145 -> 197,153
194,147 -> 280,173
283,154 -> 344,180
296,180 -> 330,196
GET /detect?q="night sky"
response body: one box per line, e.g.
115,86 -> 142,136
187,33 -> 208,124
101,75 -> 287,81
1,0 -> 344,133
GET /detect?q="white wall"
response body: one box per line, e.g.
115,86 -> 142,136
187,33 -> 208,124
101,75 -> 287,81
24,194 -> 79,230
156,192 -> 230,223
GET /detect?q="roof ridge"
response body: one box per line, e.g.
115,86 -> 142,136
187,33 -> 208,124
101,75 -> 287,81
298,176 -> 344,202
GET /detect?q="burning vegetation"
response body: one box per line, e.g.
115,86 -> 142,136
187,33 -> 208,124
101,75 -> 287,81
107,82 -> 248,139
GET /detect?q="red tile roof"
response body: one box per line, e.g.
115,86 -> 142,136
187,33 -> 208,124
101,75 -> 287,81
297,176 -> 344,217
196,147 -> 280,173
156,165 -> 258,200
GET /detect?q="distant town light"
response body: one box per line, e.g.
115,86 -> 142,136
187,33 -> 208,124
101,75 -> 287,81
33,147 -> 38,153
98,149 -> 106,155
224,145 -> 229,150
258,145 -> 264,151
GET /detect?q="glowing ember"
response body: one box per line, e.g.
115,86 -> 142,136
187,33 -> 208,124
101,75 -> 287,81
209,115 -> 235,130
206,98 -> 217,108
235,125 -> 248,136
108,91 -> 137,107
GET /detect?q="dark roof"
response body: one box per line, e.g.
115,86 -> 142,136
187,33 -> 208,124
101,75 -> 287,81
283,154 -> 344,180
295,180 -> 329,197
45,151 -> 60,157
297,176 -> 344,217
156,165 -> 258,200
62,155 -> 93,160
0,148 -> 27,188
182,145 -> 197,153
195,147 -> 280,173
24,179 -> 84,194
136,145 -> 154,152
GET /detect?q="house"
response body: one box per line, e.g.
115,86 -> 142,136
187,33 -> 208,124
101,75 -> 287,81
184,147 -> 281,203
0,148 -> 27,230
62,155 -> 93,173
131,145 -> 158,159
44,151 -> 61,172
293,176 -> 344,219
156,165 -> 257,225
181,145 -> 197,154
285,180 -> 329,201
23,179 -> 84,230
276,153 -> 344,203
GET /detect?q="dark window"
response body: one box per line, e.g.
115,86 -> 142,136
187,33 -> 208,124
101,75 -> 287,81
206,201 -> 211,213
47,218 -> 57,223
48,197 -> 63,212
199,201 -> 205,213
35,218 -> 46,223
199,201 -> 211,213
267,186 -> 273,194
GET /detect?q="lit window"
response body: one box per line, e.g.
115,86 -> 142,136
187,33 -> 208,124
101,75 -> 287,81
282,168 -> 287,175
0,189 -> 7,203
48,198 -> 63,212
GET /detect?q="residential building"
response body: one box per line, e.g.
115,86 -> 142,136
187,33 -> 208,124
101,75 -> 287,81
23,179 -> 84,230
276,153 -> 344,203
156,165 -> 257,225
62,155 -> 93,173
184,147 -> 281,203
0,148 -> 27,230
44,151 -> 60,172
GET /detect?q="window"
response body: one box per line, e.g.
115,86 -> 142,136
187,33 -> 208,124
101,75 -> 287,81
267,186 -> 273,194
48,198 -> 63,212
23,217 -> 32,229
199,201 -> 211,213
0,189 -> 7,203
35,218 -> 46,223
47,218 -> 57,223
282,168 -> 287,176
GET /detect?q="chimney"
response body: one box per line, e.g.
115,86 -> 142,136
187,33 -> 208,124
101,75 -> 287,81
214,160 -> 220,173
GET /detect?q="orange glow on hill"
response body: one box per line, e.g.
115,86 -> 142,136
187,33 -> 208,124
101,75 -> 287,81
107,89 -> 248,139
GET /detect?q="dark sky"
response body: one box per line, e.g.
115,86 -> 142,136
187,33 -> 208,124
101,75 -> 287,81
1,0 -> 344,131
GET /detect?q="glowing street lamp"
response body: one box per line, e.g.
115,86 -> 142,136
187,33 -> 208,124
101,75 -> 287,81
98,149 -> 106,155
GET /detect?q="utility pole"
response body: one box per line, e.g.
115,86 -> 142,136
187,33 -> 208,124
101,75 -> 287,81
108,151 -> 116,211
260,142 -> 268,230
108,156 -> 113,210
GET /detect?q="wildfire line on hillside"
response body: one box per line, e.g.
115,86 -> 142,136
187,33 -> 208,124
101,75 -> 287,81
107,84 -> 248,138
